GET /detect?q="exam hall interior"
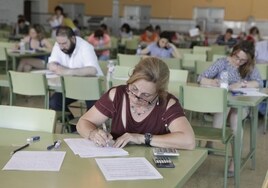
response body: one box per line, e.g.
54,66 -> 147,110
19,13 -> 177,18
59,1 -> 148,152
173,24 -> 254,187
0,0 -> 268,188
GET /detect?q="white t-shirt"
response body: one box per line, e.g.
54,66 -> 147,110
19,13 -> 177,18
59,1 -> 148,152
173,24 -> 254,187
48,36 -> 103,76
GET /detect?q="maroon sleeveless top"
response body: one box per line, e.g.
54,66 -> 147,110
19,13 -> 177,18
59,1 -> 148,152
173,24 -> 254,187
95,85 -> 185,139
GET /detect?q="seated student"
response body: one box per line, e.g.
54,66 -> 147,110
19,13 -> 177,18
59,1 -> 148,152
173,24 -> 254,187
13,17 -> 29,36
139,31 -> 181,59
17,24 -> 53,72
77,57 -> 195,149
215,28 -> 237,48
87,29 -> 111,61
48,26 -> 103,131
246,26 -> 261,43
198,40 -> 263,177
140,25 -> 159,47
120,23 -> 133,39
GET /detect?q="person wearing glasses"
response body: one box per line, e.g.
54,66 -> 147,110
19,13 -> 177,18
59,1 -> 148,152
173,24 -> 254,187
77,57 -> 195,150
197,40 -> 263,177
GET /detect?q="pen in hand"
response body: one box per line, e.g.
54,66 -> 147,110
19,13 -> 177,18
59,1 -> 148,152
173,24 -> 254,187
10,143 -> 30,156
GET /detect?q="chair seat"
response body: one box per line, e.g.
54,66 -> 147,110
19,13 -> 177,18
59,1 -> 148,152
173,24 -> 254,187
193,126 -> 233,144
69,117 -> 79,126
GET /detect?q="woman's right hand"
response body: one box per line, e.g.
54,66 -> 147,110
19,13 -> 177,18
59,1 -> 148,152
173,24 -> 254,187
89,129 -> 113,147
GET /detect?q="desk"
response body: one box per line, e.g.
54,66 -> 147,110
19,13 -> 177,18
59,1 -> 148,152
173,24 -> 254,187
7,50 -> 50,70
228,94 -> 266,188
0,128 -> 207,188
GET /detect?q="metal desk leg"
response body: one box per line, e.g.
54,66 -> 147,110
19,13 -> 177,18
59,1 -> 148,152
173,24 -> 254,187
234,106 -> 242,188
250,106 -> 258,169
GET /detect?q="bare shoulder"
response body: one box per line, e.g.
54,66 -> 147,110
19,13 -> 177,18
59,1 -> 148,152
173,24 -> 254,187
166,97 -> 177,110
108,88 -> 117,102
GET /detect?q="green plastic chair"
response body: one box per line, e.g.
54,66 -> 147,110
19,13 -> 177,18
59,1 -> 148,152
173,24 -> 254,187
60,76 -> 104,132
108,65 -> 132,89
117,53 -> 141,67
180,85 -> 233,188
194,60 -> 213,82
256,64 -> 268,133
161,58 -> 182,69
0,105 -> 56,133
8,71 -> 49,108
192,46 -> 211,54
167,69 -> 188,99
181,53 -> 207,71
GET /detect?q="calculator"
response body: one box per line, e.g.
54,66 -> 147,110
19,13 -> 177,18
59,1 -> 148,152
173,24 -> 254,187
153,156 -> 175,168
153,147 -> 180,156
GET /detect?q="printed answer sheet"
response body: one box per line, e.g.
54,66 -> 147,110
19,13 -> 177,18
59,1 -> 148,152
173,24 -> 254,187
64,138 -> 129,158
96,157 -> 163,181
3,151 -> 66,171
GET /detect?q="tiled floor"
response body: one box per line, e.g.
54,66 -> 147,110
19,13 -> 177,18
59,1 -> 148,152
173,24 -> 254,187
1,90 -> 268,188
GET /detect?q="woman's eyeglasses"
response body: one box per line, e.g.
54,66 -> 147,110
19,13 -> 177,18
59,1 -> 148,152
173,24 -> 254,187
234,54 -> 248,64
126,87 -> 158,105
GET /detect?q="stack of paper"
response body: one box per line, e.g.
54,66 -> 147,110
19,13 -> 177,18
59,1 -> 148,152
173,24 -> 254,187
64,138 -> 129,158
231,88 -> 268,96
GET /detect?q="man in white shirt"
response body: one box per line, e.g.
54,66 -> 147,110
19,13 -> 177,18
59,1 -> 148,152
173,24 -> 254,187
47,26 -> 103,128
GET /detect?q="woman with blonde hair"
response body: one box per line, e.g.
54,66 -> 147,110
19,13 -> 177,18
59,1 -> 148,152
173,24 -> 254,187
77,57 -> 195,149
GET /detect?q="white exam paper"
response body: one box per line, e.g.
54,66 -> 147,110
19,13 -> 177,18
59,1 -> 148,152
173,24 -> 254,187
96,157 -> 163,181
64,138 -> 129,158
3,151 -> 66,171
232,88 -> 268,96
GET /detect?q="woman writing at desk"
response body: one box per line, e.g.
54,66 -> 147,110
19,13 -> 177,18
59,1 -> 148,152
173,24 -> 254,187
17,24 -> 52,72
197,40 -> 263,177
77,57 -> 195,150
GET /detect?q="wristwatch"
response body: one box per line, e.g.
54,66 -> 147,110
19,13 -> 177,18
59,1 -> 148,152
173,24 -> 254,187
144,133 -> 153,146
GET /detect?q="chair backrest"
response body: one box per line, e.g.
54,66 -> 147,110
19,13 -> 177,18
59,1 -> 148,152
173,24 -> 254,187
8,71 -> 49,108
256,64 -> 268,88
161,58 -> 182,69
61,76 -> 104,101
182,53 -> 207,70
177,48 -> 192,55
180,85 -> 228,141
194,61 -> 213,82
169,69 -> 188,82
168,69 -> 188,99
117,53 -> 141,67
0,105 -> 56,133
109,66 -> 132,88
192,46 -> 211,54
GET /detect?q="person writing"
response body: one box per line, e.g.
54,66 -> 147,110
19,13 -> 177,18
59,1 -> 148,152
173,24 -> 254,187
215,28 -> 237,48
17,24 -> 53,72
198,40 -> 263,177
77,57 -> 195,149
139,31 -> 181,58
47,26 -> 103,131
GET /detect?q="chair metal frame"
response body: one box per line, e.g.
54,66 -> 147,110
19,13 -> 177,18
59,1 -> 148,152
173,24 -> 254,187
180,85 -> 233,188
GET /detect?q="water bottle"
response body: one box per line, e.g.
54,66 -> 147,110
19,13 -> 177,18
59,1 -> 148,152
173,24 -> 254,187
19,41 -> 25,54
220,70 -> 229,90
107,60 -> 115,74
99,37 -> 104,48
136,45 -> 142,55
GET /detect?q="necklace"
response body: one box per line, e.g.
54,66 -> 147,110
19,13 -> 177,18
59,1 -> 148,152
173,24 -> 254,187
130,105 -> 151,116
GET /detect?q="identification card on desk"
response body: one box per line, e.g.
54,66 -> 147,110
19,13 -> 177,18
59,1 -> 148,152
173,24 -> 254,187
153,147 -> 180,157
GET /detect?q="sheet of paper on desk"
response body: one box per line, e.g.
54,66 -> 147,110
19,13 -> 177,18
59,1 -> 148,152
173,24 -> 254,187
96,157 -> 163,181
2,151 -> 66,171
31,70 -> 59,78
64,138 -> 129,158
232,88 -> 268,96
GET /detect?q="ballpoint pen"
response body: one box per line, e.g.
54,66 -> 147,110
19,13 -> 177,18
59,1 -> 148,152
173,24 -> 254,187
10,143 -> 30,156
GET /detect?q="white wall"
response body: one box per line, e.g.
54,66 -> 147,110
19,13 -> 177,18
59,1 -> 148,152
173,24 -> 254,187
0,0 -> 24,25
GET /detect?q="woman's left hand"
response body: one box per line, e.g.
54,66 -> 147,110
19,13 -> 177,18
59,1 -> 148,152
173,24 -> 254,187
114,133 -> 143,148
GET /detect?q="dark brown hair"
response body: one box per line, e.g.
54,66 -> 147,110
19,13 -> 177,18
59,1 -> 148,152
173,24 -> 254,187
230,40 -> 255,78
